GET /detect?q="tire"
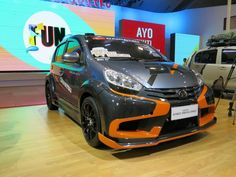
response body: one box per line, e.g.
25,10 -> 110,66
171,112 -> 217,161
212,76 -> 224,98
213,89 -> 221,98
81,97 -> 102,148
45,82 -> 58,110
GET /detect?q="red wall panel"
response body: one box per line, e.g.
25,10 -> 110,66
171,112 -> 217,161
120,19 -> 165,54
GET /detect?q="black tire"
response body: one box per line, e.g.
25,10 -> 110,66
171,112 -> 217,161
45,82 -> 58,110
81,97 -> 102,148
212,76 -> 224,98
213,89 -> 221,98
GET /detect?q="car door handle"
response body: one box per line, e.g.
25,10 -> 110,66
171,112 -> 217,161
218,66 -> 227,70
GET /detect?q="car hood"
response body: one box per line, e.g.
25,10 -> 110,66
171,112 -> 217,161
98,60 -> 198,89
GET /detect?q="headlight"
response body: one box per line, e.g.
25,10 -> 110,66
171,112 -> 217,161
192,70 -> 204,86
104,69 -> 142,92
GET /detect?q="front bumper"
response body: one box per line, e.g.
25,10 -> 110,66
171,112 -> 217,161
98,85 -> 216,149
98,118 -> 216,149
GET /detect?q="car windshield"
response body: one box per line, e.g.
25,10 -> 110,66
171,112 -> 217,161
86,37 -> 168,61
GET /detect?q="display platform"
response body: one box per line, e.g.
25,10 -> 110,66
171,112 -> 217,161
0,72 -> 47,108
0,86 -> 45,108
0,99 -> 235,177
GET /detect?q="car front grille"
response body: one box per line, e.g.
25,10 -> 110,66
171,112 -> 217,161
144,86 -> 201,100
159,117 -> 199,136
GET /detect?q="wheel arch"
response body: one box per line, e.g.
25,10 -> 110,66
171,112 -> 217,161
78,82 -> 106,134
80,92 -> 93,108
45,73 -> 58,104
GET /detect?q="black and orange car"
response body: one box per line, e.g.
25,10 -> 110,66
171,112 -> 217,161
45,34 -> 216,149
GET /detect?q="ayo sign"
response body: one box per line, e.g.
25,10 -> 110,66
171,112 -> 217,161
120,19 -> 165,54
23,11 -> 71,64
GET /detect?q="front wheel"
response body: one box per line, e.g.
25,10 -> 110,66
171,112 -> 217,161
81,97 -> 102,148
45,82 -> 58,110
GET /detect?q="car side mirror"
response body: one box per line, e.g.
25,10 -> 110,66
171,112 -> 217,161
62,52 -> 79,63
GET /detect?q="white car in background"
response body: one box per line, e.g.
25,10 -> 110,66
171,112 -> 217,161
187,46 -> 236,96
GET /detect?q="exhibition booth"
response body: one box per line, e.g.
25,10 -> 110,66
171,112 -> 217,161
0,0 -> 235,108
0,0 -> 236,176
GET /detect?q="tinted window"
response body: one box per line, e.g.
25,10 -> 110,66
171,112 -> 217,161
86,37 -> 167,61
66,39 -> 81,54
222,49 -> 236,64
194,52 -> 202,63
54,43 -> 66,62
195,50 -> 217,64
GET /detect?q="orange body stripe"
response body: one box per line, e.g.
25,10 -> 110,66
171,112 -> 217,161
109,89 -> 170,139
197,86 -> 216,126
100,86 -> 216,148
197,86 -> 209,108
98,124 -> 215,149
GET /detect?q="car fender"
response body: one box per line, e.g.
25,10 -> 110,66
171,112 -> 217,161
78,79 -> 108,133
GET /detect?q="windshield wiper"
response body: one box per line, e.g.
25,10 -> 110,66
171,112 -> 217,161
144,58 -> 165,62
94,56 -> 110,61
130,56 -> 164,62
105,56 -> 165,62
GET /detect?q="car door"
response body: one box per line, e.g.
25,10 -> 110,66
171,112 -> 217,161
51,42 -> 68,101
218,48 -> 236,91
190,49 -> 219,87
61,38 -> 85,106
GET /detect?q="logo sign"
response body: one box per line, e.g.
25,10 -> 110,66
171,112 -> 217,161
120,19 -> 165,54
23,11 -> 71,64
42,0 -> 111,9
177,89 -> 188,99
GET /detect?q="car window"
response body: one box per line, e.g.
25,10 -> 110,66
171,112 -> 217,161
54,43 -> 67,62
222,49 -> 236,64
194,50 -> 217,64
194,52 -> 202,63
66,39 -> 81,54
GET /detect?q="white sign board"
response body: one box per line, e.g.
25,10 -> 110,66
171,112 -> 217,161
171,104 -> 198,121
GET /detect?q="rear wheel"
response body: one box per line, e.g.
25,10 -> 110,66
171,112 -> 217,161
81,97 -> 101,148
45,82 -> 58,110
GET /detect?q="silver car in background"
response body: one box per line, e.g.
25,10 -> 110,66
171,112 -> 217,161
187,46 -> 236,96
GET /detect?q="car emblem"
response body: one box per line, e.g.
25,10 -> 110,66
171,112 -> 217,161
177,90 -> 188,99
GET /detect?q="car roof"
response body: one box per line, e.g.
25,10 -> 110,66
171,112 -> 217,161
196,46 -> 236,53
66,34 -> 142,43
